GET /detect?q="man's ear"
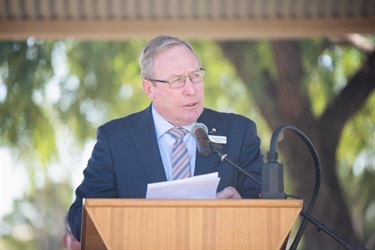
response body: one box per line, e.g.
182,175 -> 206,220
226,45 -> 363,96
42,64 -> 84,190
142,79 -> 154,100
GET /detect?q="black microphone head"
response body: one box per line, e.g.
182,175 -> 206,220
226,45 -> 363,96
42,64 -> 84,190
200,145 -> 211,157
191,123 -> 211,156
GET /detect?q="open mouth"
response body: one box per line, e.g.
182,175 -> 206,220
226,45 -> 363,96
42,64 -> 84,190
185,102 -> 198,108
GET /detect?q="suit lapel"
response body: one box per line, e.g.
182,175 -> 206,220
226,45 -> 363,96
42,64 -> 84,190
129,106 -> 167,183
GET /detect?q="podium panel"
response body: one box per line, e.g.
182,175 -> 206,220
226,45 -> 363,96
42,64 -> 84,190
81,199 -> 302,250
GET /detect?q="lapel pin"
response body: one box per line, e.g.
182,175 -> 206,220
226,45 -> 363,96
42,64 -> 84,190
210,128 -> 217,133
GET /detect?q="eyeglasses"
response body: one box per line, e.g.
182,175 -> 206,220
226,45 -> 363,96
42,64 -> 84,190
147,68 -> 206,89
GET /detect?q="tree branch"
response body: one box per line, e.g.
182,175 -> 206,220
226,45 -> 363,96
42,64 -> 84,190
330,34 -> 375,54
271,40 -> 315,127
218,41 -> 282,129
319,51 -> 375,148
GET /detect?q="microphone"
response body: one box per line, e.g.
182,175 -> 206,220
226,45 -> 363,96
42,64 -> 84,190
191,123 -> 211,157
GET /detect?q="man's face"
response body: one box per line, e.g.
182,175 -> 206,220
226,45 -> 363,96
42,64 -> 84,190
142,45 -> 204,126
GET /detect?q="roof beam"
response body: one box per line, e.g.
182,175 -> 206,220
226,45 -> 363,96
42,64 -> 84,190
1,18 -> 374,41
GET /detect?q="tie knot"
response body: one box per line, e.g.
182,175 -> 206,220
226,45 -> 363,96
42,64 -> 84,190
168,127 -> 188,140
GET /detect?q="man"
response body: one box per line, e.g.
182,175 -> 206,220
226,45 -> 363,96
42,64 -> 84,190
69,35 -> 263,241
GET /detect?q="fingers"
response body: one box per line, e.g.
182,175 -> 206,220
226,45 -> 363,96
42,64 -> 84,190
216,186 -> 242,199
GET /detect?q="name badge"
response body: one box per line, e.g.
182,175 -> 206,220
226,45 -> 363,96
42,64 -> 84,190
208,135 -> 227,144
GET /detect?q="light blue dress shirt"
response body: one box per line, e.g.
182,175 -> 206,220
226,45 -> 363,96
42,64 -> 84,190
152,106 -> 197,181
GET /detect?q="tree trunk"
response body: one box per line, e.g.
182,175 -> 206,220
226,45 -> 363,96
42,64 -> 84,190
219,41 -> 375,249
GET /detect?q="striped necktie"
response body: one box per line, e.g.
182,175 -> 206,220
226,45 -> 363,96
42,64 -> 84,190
167,127 -> 191,180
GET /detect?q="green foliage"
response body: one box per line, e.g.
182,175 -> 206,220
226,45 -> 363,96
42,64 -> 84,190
337,92 -> 375,241
303,41 -> 365,117
0,40 -> 57,165
191,40 -> 253,115
53,40 -> 149,143
302,40 -> 375,245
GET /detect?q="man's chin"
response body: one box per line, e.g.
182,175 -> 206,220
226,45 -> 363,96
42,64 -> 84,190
184,110 -> 203,124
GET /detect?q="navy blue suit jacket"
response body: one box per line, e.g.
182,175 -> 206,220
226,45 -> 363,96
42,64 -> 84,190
69,105 -> 263,241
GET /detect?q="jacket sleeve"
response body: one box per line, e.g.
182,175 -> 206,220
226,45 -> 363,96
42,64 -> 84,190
68,125 -> 118,241
237,119 -> 263,198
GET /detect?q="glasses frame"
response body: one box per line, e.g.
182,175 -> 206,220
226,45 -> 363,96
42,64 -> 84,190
146,68 -> 206,89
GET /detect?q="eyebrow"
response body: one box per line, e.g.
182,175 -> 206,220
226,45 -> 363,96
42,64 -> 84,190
169,68 -> 201,78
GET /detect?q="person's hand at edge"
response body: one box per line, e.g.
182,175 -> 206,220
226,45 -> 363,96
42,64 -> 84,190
216,186 -> 242,199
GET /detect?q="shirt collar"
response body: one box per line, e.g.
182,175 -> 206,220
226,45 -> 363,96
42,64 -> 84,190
152,105 -> 195,139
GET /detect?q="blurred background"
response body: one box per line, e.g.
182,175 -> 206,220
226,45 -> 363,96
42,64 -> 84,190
1,0 -> 374,249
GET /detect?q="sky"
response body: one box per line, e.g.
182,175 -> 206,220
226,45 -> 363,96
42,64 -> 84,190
0,139 -> 95,219
0,147 -> 28,218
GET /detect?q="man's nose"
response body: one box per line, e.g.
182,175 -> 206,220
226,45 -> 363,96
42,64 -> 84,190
183,76 -> 197,93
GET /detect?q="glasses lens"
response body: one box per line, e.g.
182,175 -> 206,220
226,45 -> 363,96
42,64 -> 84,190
192,69 -> 206,83
169,76 -> 185,89
168,69 -> 206,89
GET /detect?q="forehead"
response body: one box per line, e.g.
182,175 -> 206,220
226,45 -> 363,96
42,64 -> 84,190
153,45 -> 200,75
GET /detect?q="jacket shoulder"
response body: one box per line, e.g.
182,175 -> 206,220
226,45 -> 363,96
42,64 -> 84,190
101,107 -> 150,130
202,108 -> 255,125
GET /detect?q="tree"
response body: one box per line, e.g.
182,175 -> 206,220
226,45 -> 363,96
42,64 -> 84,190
1,37 -> 373,249
218,38 -> 375,249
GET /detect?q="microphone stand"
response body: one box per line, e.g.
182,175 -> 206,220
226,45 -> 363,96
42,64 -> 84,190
208,140 -> 261,186
297,210 -> 368,250
204,128 -> 368,250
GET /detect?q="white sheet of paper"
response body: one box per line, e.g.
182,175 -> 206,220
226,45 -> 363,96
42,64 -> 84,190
146,172 -> 220,199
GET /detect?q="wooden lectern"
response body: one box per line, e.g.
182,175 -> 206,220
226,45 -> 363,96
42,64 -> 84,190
81,199 -> 302,250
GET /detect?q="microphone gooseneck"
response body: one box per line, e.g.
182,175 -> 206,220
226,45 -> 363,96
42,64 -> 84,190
267,125 -> 367,250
